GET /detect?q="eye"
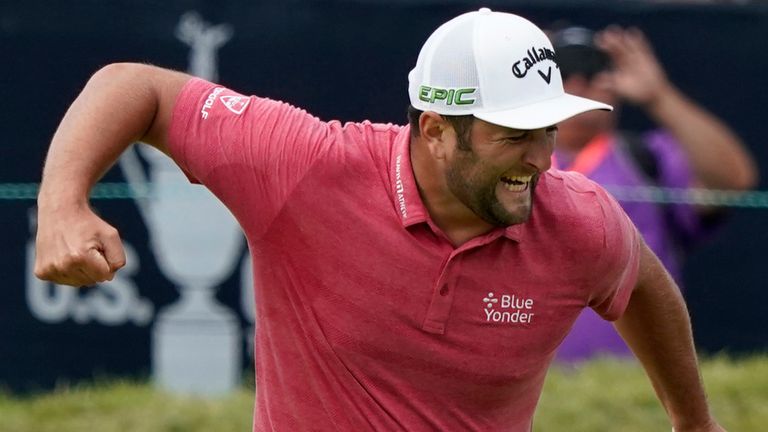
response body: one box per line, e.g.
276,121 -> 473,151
502,133 -> 528,144
546,125 -> 559,134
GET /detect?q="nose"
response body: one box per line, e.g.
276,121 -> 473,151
523,128 -> 554,171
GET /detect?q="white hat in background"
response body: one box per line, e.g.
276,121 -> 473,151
408,8 -> 612,130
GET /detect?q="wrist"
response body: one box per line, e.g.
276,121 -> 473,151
37,185 -> 90,213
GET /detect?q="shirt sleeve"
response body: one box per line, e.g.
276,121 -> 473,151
588,185 -> 643,321
167,78 -> 333,236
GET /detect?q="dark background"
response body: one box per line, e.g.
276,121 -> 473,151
2,0 -> 766,392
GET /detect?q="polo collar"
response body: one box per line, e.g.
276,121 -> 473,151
502,223 -> 523,242
390,126 -> 428,227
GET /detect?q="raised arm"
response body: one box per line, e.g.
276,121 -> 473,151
35,63 -> 191,287
614,241 -> 724,432
597,26 -> 758,191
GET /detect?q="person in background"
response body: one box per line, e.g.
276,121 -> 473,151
551,25 -> 759,362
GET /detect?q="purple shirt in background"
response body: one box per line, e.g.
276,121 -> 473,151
555,130 -> 708,362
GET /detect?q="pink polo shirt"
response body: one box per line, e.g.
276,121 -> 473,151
168,78 -> 641,432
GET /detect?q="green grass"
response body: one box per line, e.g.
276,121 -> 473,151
535,355 -> 768,431
0,355 -> 766,431
0,381 -> 254,432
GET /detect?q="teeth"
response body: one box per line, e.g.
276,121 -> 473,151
503,175 -> 533,183
503,182 -> 528,192
500,175 -> 532,192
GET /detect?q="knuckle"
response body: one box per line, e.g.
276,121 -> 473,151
105,226 -> 121,239
59,252 -> 85,269
33,265 -> 49,280
40,263 -> 60,278
59,255 -> 77,268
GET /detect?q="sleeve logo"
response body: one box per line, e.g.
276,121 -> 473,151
201,87 -> 225,119
220,95 -> 250,115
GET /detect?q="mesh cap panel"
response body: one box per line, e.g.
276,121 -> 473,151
420,18 -> 482,111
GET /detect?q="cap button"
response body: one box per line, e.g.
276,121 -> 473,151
478,7 -> 492,14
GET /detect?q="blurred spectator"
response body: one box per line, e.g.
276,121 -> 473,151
550,25 -> 758,362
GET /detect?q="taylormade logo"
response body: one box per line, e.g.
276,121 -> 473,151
220,95 -> 250,115
200,89 -> 251,118
483,292 -> 535,324
200,87 -> 225,119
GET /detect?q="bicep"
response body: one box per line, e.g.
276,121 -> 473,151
631,238 -> 679,304
135,64 -> 193,155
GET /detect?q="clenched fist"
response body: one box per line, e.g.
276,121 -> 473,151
34,203 -> 126,287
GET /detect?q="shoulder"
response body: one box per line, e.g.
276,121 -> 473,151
540,169 -> 611,207
535,169 -> 633,243
542,168 -> 628,219
330,120 -> 405,163
337,120 -> 403,140
538,169 -> 604,225
532,170 -> 640,285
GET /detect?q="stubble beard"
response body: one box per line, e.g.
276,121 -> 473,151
445,148 -> 538,228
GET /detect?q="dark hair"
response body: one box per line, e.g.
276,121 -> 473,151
406,105 -> 474,151
549,26 -> 611,81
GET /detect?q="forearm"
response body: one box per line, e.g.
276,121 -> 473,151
614,247 -> 715,430
644,83 -> 757,190
39,63 -> 186,209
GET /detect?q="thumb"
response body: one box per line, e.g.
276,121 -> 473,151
99,227 -> 127,273
79,247 -> 113,284
88,247 -> 111,273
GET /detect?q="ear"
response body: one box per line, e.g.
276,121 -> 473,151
418,111 -> 450,159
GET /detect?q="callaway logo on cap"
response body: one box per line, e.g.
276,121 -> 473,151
408,8 -> 612,130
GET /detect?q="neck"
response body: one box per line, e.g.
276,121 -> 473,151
410,137 -> 494,247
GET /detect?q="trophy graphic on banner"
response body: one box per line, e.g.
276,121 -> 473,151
118,12 -> 242,395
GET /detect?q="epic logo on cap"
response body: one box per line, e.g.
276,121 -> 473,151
418,85 -> 477,106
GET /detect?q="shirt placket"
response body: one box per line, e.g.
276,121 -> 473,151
421,250 -> 462,334
420,232 -> 506,334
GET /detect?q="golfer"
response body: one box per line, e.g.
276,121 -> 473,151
35,8 -> 724,431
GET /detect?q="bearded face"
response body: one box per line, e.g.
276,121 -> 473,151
443,119 -> 555,227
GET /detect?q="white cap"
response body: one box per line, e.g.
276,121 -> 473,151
408,8 -> 612,130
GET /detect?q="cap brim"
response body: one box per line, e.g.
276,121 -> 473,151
473,94 -> 612,130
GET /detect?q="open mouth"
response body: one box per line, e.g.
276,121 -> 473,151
500,175 -> 533,192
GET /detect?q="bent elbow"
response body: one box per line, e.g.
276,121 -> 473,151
93,62 -> 141,78
89,63 -> 158,91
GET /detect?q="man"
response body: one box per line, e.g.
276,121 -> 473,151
35,8 -> 724,431
550,25 -> 758,362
